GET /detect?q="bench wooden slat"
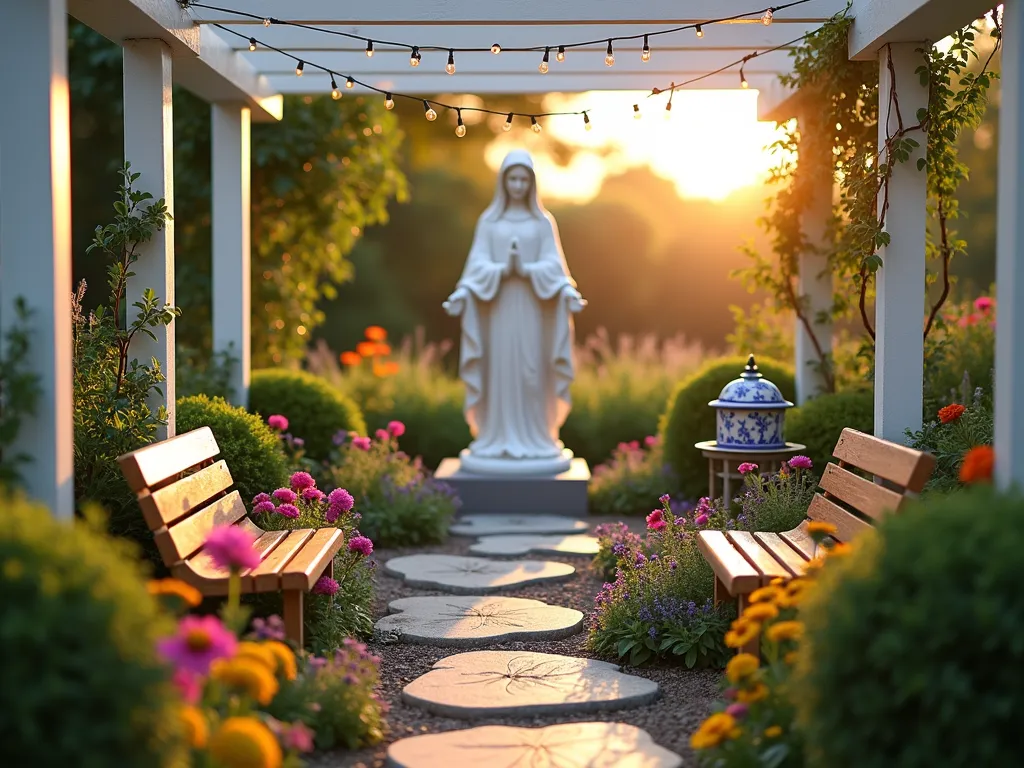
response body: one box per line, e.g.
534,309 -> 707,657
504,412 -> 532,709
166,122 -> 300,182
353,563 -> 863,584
752,532 -> 808,575
247,529 -> 317,592
281,528 -> 346,591
138,460 -> 234,530
153,491 -> 248,564
832,428 -> 936,491
118,427 -> 220,493
780,521 -> 820,559
725,531 -> 791,582
807,493 -> 873,543
176,523 -> 290,596
818,462 -> 905,521
697,531 -> 761,596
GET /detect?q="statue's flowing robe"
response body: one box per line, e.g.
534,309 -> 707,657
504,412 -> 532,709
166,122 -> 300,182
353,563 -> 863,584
455,212 -> 576,458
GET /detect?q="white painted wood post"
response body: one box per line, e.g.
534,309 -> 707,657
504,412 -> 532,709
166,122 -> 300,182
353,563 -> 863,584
212,104 -> 252,407
0,0 -> 75,517
873,43 -> 929,443
995,0 -> 1024,490
123,39 -> 175,438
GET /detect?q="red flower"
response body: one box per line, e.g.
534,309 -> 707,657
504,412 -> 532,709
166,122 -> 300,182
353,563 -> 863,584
645,509 -> 667,531
959,445 -> 994,484
938,404 -> 966,424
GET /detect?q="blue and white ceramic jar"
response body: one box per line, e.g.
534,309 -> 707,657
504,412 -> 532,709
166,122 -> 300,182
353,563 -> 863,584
708,355 -> 794,450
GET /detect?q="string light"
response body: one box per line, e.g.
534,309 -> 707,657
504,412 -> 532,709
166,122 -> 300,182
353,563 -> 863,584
345,75 -> 354,89
446,49 -> 456,74
423,100 -> 437,121
641,35 -> 651,62
539,47 -> 550,74
410,46 -> 421,67
248,37 -> 257,51
604,39 -> 615,67
384,92 -> 394,110
664,83 -> 675,120
491,42 -> 502,54
531,116 -> 542,134
503,113 -> 514,131
762,7 -> 774,25
330,77 -> 341,99
556,45 -> 566,62
455,109 -> 467,137
583,111 -> 592,131
696,24 -> 704,38
294,60 -> 304,76
633,103 -> 642,119
262,17 -> 270,27
740,63 -> 749,88
365,40 -> 374,57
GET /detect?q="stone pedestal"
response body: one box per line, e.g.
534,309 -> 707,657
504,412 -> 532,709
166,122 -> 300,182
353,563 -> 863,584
435,457 -> 590,515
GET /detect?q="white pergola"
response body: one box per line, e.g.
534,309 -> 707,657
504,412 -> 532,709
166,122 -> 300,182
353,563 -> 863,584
1,0 -> 1019,520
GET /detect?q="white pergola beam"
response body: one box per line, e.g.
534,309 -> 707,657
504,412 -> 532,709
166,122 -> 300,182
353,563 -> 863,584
123,39 -> 176,439
848,0 -> 996,60
995,0 -> 1024,490
212,104 -> 252,408
68,0 -> 200,54
0,0 -> 75,518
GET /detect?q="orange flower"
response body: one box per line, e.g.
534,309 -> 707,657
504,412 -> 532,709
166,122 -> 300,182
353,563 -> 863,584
364,326 -> 387,342
374,343 -> 392,357
959,445 -> 994,484
339,351 -> 362,366
938,403 -> 966,424
356,341 -> 378,357
373,361 -> 400,377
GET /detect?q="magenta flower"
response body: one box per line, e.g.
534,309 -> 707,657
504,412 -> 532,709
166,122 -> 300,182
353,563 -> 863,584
645,509 -> 667,531
157,615 -> 237,676
351,436 -> 372,451
277,503 -> 300,519
252,492 -> 272,506
204,525 -> 260,571
737,462 -> 759,475
283,722 -> 316,753
268,414 -> 289,432
312,576 -> 340,596
273,487 -> 297,504
253,500 -> 276,515
725,702 -> 749,719
302,487 -> 326,502
975,296 -> 994,313
348,535 -> 374,556
788,455 -> 813,470
172,668 -> 202,705
387,420 -> 406,438
695,513 -> 709,526
328,488 -> 355,512
659,494 -> 671,505
290,471 -> 316,492
375,428 -> 390,442
644,435 -> 659,448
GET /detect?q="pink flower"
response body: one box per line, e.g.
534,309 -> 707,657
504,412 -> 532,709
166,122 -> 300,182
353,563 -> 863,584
204,525 -> 260,571
290,471 -> 316,492
252,492 -> 271,506
328,488 -> 355,512
644,435 -> 659,448
694,513 -> 709,526
387,420 -> 406,438
157,615 -> 237,676
253,500 -> 276,515
658,494 -> 671,505
725,702 -> 749,719
351,436 -> 372,451
348,535 -> 374,556
975,296 -> 994,313
788,455 -> 813,470
645,509 -> 667,531
302,487 -> 325,503
268,414 -> 289,432
737,462 -> 759,475
628,440 -> 640,451
172,668 -> 202,704
273,487 -> 297,504
277,503 -> 300,519
283,722 -> 316,753
313,576 -> 340,596
375,428 -> 390,442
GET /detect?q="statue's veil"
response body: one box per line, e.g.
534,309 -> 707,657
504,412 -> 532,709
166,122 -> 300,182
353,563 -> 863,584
480,149 -> 548,222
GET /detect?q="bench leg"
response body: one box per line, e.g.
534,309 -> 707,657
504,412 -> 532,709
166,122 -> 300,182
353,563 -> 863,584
283,590 -> 305,649
713,576 -> 730,606
324,556 -> 335,580
736,593 -> 760,657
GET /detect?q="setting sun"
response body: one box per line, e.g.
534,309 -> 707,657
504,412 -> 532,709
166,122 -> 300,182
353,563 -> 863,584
485,90 -> 786,203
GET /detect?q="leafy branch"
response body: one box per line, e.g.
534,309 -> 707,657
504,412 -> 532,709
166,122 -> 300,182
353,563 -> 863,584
0,298 -> 43,487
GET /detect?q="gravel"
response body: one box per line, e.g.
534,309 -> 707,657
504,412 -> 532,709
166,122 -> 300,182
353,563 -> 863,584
308,518 -> 719,768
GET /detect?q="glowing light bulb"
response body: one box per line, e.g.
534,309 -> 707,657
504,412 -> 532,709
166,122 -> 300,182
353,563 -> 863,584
423,100 -> 437,121
262,18 -> 271,27
539,48 -> 550,74
446,50 -> 456,75
248,38 -> 257,52
741,74 -> 749,88
641,35 -> 651,62
633,103 -> 642,119
410,47 -> 421,67
556,45 -> 565,62
330,78 -> 341,99
503,113 -> 513,131
346,76 -> 354,89
695,24 -> 704,38
384,92 -> 394,110
455,111 -> 466,137
295,60 -> 304,77
491,42 -> 501,54
530,116 -> 542,133
762,8 -> 774,25
605,40 -> 615,67
583,112 -> 592,131
365,40 -> 374,57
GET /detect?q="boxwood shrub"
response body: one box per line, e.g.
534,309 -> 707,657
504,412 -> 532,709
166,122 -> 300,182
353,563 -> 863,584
786,388 -> 874,471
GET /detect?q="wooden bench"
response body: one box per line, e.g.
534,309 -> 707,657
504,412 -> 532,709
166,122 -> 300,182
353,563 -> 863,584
118,426 -> 345,647
697,428 -> 935,651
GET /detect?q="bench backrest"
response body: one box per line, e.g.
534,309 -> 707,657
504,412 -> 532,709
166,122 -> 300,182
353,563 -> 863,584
117,427 -> 251,567
807,428 -> 936,542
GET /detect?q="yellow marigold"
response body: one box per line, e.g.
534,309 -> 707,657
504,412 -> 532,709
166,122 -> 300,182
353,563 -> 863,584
803,556 -> 826,572
766,621 -> 805,644
208,717 -> 282,768
148,578 -> 202,607
748,586 -> 782,604
690,713 -> 741,750
234,641 -> 277,673
806,520 -> 837,537
828,542 -> 852,556
736,682 -> 769,704
262,640 -> 297,681
724,618 -> 761,649
764,725 -> 783,739
769,577 -> 786,587
742,602 -> 779,622
179,706 -> 208,748
776,579 -> 811,608
725,653 -> 760,683
211,658 -> 279,705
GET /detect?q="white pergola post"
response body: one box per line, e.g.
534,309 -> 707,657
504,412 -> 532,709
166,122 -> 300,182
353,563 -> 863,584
995,0 -> 1024,490
123,39 -> 175,437
873,43 -> 929,443
0,0 -> 74,517
211,104 -> 252,407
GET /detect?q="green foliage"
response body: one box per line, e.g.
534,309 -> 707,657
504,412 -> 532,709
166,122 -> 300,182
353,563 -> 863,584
176,343 -> 237,401
249,368 -> 366,462
922,294 -> 995,413
908,386 -> 992,493
795,487 -> 1024,767
175,395 -> 289,510
735,459 -> 818,532
589,440 -> 678,517
661,356 -> 795,500
0,496 -> 184,766
591,522 -> 644,581
73,165 -> 178,545
306,559 -> 376,649
786,389 -> 874,472
0,299 -> 42,487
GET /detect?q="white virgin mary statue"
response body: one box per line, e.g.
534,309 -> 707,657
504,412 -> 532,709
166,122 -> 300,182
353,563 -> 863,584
444,149 -> 586,475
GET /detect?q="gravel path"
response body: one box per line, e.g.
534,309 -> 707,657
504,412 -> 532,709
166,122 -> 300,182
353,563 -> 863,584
310,518 -> 719,767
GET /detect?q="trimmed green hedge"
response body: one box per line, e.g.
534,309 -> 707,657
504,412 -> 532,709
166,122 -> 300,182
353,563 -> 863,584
249,368 -> 366,461
786,388 -> 874,472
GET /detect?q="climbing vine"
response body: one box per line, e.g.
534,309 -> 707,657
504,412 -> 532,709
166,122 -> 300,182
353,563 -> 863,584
730,7 -> 1000,392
